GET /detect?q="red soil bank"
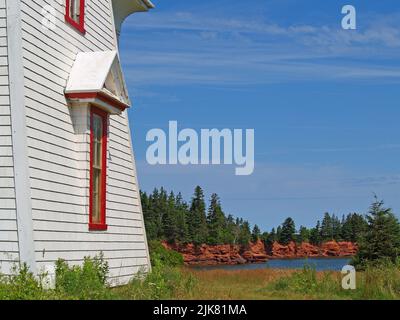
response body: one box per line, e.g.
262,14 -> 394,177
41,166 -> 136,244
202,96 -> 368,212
162,240 -> 357,266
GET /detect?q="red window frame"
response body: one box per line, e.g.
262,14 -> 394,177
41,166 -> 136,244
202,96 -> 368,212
89,107 -> 108,231
65,0 -> 86,34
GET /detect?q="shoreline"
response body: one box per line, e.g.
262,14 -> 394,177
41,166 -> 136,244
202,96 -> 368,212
186,255 -> 354,268
163,240 -> 358,266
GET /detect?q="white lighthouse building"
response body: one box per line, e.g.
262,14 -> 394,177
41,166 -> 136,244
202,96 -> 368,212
0,0 -> 152,285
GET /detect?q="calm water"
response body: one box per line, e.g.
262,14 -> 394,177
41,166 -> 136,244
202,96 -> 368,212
192,257 -> 351,272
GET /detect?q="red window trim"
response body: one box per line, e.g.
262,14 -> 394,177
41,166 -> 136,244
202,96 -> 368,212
89,107 -> 108,231
65,91 -> 129,112
65,0 -> 86,34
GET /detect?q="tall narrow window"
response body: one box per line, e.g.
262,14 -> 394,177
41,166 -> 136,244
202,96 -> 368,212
89,107 -> 108,230
65,0 -> 85,34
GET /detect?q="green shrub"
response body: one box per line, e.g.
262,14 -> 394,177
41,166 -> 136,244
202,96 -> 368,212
55,253 -> 112,300
268,267 -> 343,299
0,264 -> 49,300
114,248 -> 197,300
0,247 -> 195,300
148,240 -> 184,267
356,259 -> 400,299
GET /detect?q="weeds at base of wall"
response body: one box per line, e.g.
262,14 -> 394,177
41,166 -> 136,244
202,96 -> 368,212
0,250 -> 197,300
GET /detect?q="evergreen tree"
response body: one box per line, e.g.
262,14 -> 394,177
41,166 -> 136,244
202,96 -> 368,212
175,193 -> 189,243
188,186 -> 208,245
251,224 -> 261,242
341,214 -> 352,241
353,198 -> 400,267
262,228 -> 277,245
207,194 -> 226,245
341,213 -> 367,243
279,217 -> 296,245
223,214 -> 238,244
309,221 -> 322,245
141,185 -> 370,249
162,192 -> 179,243
238,220 -> 252,245
276,226 -> 282,243
321,212 -> 333,241
298,226 -> 310,243
331,214 -> 342,241
141,188 -> 164,240
260,231 -> 270,244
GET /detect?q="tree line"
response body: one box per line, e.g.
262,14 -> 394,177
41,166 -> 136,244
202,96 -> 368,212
141,186 -> 254,245
141,186 -> 368,246
265,212 -> 368,246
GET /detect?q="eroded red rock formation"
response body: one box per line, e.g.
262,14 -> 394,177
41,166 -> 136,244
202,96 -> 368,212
162,240 -> 357,266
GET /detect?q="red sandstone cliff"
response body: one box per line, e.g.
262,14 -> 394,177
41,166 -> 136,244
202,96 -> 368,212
267,241 -> 357,259
163,240 -> 357,266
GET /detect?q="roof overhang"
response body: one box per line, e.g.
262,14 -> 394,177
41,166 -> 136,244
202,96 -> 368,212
65,51 -> 131,115
65,92 -> 128,114
112,0 -> 154,35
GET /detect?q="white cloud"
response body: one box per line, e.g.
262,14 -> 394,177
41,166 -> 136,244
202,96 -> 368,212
135,160 -> 400,229
120,10 -> 400,87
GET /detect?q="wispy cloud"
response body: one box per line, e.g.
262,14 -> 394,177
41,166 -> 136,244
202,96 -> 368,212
120,9 -> 400,87
136,160 -> 400,228
257,144 -> 400,157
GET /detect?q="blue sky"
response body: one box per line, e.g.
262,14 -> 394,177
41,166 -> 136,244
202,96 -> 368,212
119,0 -> 400,231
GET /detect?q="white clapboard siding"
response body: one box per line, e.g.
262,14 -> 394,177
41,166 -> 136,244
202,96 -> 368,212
0,261 -> 19,275
20,0 -> 150,283
0,0 -> 20,274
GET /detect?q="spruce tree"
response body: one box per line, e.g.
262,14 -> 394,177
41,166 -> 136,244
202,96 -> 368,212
207,193 -> 226,245
162,192 -> 179,243
309,220 -> 322,245
251,224 -> 261,242
298,226 -> 310,243
270,228 -> 277,243
141,188 -> 163,241
321,212 -> 333,241
353,198 -> 400,267
175,192 -> 189,243
341,214 -> 352,241
279,217 -> 296,245
331,214 -> 342,241
220,214 -> 234,244
188,186 -> 208,245
238,220 -> 252,245
276,226 -> 282,243
341,213 -> 367,243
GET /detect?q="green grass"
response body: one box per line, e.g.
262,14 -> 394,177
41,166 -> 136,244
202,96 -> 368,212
1,248 -> 400,300
266,261 -> 400,300
0,250 -> 196,300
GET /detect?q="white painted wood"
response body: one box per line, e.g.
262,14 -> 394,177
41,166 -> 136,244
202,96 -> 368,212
1,0 -> 152,282
0,230 -> 18,241
0,261 -> 19,275
0,240 -> 19,252
112,0 -> 153,36
7,0 -> 35,273
0,0 -> 20,274
66,51 -> 116,93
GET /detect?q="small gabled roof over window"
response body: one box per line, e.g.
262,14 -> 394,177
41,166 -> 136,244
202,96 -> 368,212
65,51 -> 130,114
